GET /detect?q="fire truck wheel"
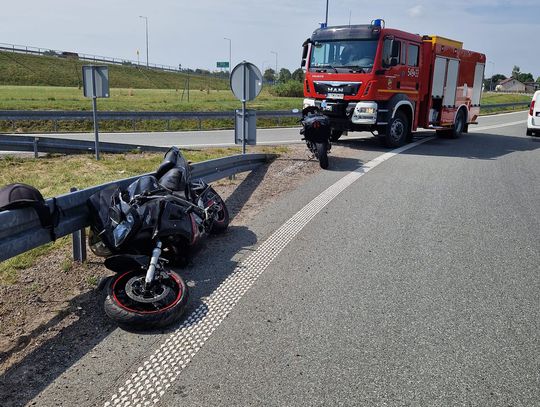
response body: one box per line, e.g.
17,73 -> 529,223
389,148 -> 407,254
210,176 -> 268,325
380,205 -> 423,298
384,111 -> 408,147
329,129 -> 343,142
450,109 -> 466,138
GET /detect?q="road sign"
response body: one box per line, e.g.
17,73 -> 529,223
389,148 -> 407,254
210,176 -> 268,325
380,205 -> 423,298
82,66 -> 109,98
217,61 -> 229,68
230,62 -> 263,154
230,62 -> 263,102
82,66 -> 110,160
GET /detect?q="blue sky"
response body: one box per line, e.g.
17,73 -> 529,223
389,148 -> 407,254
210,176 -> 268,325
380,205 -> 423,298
0,0 -> 537,79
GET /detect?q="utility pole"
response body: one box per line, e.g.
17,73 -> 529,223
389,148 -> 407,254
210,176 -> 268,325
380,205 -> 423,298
270,51 -> 278,83
139,16 -> 149,67
224,37 -> 232,74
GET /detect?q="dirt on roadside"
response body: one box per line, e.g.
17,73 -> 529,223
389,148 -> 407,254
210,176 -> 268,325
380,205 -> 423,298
0,144 -> 324,376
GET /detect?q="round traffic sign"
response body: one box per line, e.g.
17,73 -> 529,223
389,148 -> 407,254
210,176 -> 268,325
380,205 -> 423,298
230,61 -> 263,102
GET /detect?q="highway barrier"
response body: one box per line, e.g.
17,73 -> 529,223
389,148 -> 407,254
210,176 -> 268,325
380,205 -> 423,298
0,109 -> 301,133
0,134 -> 169,156
0,153 -> 274,263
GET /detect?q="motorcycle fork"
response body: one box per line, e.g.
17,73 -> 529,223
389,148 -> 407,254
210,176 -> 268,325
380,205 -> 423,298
144,240 -> 163,290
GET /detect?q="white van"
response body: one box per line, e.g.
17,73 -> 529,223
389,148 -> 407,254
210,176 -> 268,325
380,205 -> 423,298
527,90 -> 540,136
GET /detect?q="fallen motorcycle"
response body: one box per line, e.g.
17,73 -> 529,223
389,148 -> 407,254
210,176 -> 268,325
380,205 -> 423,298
87,146 -> 229,329
300,107 -> 332,169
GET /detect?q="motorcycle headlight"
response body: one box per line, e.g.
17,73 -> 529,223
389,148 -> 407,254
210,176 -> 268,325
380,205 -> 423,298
88,229 -> 113,257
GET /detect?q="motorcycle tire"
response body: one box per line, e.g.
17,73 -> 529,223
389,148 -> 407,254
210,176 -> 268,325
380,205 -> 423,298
315,142 -> 329,169
207,187 -> 230,234
103,269 -> 188,330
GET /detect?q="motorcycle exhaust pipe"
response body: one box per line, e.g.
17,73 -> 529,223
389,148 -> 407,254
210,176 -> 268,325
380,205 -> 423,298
145,240 -> 163,288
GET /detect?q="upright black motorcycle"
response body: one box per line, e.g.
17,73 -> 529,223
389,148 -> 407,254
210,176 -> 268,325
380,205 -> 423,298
300,107 -> 332,169
88,147 -> 229,329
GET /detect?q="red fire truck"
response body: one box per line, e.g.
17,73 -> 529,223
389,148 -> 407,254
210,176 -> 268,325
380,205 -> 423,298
301,20 -> 486,147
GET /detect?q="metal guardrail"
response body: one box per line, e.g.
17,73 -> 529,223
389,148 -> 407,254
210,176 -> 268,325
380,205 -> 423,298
0,153 -> 273,263
0,110 -> 300,133
0,103 -> 528,126
0,134 -> 169,155
0,42 -> 182,73
0,110 -> 300,121
481,102 -> 529,109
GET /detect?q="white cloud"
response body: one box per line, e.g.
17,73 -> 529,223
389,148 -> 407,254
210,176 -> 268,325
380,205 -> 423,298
408,5 -> 424,18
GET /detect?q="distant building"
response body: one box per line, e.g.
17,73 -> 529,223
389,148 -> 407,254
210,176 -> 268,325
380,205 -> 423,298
496,78 -> 525,92
525,82 -> 540,93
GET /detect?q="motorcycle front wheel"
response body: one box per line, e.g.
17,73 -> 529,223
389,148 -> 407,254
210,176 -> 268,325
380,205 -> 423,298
103,269 -> 188,330
207,187 -> 230,234
315,142 -> 329,169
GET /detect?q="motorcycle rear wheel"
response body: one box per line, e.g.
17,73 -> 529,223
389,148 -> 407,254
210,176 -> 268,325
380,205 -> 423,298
103,269 -> 188,330
315,142 -> 329,169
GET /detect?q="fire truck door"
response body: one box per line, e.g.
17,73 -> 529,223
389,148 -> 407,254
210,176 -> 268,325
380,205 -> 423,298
443,59 -> 459,107
402,42 -> 421,95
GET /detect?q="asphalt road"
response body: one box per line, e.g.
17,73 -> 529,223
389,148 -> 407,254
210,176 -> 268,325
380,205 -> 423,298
7,111 -> 540,406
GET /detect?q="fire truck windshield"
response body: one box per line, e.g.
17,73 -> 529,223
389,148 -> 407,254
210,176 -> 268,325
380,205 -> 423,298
309,40 -> 378,73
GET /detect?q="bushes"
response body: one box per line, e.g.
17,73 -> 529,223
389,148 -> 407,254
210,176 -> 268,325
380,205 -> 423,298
269,80 -> 304,97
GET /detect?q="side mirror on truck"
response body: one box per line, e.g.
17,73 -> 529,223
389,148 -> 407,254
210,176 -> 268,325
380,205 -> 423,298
301,38 -> 310,69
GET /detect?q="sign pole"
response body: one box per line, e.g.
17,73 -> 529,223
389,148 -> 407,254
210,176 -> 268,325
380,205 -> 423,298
229,61 -> 262,151
91,67 -> 100,160
242,62 -> 247,154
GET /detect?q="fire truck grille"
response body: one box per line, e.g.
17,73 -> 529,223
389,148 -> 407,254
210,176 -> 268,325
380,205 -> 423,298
314,82 -> 361,96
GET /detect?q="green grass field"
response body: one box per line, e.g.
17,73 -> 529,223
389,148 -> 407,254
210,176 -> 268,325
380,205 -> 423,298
0,85 -> 299,111
0,50 -> 227,90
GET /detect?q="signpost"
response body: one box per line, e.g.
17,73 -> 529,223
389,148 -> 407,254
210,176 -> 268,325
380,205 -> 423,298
230,61 -> 263,154
217,61 -> 230,69
82,66 -> 109,160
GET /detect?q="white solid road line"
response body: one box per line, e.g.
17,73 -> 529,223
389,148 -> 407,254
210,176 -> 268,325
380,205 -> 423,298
471,120 -> 526,132
103,136 -> 435,407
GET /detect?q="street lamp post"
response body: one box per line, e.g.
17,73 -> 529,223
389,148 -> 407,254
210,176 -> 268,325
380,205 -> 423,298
224,37 -> 232,74
139,15 -> 149,67
488,61 -> 495,91
270,51 -> 278,83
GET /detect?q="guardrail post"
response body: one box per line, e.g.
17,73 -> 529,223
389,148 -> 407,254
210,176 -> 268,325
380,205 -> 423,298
33,137 -> 39,158
70,187 -> 87,263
